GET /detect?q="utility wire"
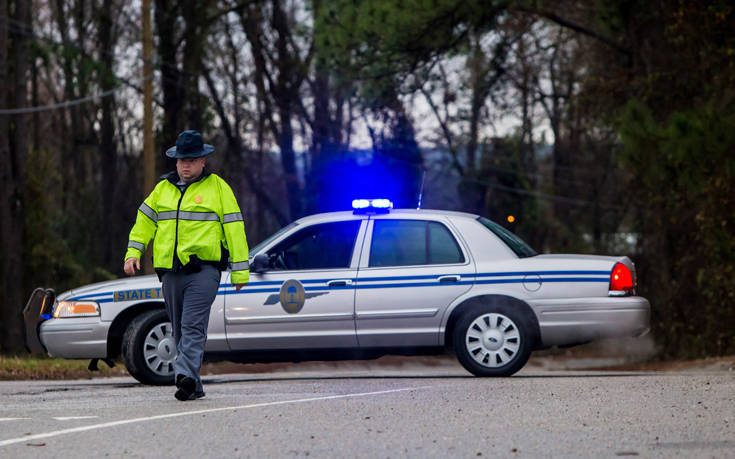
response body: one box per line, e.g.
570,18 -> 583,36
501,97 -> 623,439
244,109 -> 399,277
0,75 -> 153,115
455,174 -> 624,210
376,149 -> 624,210
1,15 -> 619,209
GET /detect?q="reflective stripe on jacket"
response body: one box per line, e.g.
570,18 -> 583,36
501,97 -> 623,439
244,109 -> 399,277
124,170 -> 250,284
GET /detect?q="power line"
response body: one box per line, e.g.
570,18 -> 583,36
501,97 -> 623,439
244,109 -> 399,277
457,174 -> 624,210
356,147 -> 624,210
0,14 -> 622,211
0,75 -> 153,115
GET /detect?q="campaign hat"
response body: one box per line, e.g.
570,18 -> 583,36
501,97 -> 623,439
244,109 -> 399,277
165,130 -> 214,158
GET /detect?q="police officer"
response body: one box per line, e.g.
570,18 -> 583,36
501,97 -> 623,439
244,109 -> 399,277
123,130 -> 249,401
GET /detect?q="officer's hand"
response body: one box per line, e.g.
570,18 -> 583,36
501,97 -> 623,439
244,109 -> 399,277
235,283 -> 247,291
124,258 -> 140,276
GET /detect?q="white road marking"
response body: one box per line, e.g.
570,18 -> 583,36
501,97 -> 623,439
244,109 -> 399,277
0,418 -> 30,422
52,416 -> 99,421
0,386 -> 428,448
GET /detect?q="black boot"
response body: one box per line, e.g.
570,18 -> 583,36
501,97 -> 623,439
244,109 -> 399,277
174,376 -> 196,401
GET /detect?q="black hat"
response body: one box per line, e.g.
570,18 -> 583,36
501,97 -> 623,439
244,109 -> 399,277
165,130 -> 214,158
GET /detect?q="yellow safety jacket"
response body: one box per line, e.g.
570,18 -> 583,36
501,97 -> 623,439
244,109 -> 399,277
124,170 -> 249,283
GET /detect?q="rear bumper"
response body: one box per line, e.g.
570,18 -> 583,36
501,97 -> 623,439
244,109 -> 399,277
39,318 -> 110,359
530,296 -> 651,347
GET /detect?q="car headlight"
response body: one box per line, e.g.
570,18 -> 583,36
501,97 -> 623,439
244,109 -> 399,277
53,301 -> 100,318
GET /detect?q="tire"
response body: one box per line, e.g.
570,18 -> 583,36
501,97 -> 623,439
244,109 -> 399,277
453,302 -> 534,377
121,309 -> 176,385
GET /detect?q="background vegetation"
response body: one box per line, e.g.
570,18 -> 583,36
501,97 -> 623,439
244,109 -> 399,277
1,0 -> 733,359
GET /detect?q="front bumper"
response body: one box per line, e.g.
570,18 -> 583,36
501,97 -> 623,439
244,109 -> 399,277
23,287 -> 110,359
39,318 -> 111,359
530,296 -> 651,347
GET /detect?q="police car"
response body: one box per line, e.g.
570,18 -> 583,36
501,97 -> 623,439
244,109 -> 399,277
23,200 -> 650,384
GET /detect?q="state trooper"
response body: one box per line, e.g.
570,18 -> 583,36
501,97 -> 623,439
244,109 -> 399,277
123,130 -> 249,401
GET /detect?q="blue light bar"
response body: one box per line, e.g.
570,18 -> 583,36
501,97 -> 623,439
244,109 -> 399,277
352,198 -> 393,214
371,199 -> 392,208
352,199 -> 370,209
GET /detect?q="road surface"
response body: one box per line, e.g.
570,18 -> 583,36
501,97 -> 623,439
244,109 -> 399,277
0,359 -> 733,457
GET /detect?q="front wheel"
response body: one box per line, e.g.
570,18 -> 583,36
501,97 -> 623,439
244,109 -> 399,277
121,310 -> 176,385
453,304 -> 533,377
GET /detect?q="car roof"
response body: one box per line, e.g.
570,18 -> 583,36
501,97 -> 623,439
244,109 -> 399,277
293,208 -> 481,226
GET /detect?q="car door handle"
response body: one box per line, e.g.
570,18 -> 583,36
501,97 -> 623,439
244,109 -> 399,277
438,275 -> 460,283
327,279 -> 353,288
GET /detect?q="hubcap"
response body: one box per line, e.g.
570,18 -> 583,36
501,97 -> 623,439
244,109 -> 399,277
143,322 -> 175,377
465,313 -> 521,368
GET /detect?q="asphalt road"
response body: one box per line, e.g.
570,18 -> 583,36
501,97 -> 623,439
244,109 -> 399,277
0,359 -> 733,458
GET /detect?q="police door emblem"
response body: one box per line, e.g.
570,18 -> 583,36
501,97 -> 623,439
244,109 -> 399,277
279,279 -> 305,314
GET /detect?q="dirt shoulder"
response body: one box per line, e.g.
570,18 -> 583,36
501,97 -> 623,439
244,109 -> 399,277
526,354 -> 735,372
2,353 -> 733,381
0,355 -> 128,381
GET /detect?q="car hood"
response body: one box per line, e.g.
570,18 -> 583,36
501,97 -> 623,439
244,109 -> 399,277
57,275 -> 161,301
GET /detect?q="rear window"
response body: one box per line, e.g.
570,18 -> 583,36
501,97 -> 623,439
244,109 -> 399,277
369,220 -> 465,267
477,217 -> 537,258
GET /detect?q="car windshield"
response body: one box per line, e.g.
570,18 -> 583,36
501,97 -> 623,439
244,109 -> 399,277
477,216 -> 537,258
249,222 -> 298,256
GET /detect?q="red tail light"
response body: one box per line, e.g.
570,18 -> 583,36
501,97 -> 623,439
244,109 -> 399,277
609,262 -> 635,294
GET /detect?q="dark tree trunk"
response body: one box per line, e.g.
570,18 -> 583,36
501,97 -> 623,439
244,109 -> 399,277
466,37 -> 484,174
0,0 -> 30,352
31,56 -> 39,152
97,0 -> 118,267
272,0 -> 301,220
54,0 -> 84,183
307,64 -> 334,215
182,0 -> 205,130
154,0 -> 183,168
0,0 -> 13,352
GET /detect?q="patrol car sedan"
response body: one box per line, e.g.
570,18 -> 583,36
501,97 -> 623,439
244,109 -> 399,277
23,202 -> 650,384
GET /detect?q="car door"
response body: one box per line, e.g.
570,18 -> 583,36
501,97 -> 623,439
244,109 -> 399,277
355,216 -> 475,347
224,219 -> 366,350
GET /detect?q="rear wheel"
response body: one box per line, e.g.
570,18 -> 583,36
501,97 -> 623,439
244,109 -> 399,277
121,310 -> 175,385
453,304 -> 533,377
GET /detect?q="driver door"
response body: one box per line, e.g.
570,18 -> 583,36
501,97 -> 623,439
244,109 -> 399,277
224,218 -> 366,350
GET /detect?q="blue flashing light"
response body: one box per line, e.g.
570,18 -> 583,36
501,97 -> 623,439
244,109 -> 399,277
40,314 -> 52,320
352,198 -> 393,214
352,199 -> 370,209
371,199 -> 392,208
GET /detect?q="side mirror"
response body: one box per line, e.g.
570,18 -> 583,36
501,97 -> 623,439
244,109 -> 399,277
250,254 -> 269,273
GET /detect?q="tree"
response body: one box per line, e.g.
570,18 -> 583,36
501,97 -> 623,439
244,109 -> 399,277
154,0 -> 213,170
0,0 -> 31,352
605,1 -> 735,357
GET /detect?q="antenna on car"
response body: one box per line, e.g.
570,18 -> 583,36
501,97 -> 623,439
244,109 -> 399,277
416,169 -> 426,210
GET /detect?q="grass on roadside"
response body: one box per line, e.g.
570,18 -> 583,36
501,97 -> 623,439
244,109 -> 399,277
0,354 -> 128,381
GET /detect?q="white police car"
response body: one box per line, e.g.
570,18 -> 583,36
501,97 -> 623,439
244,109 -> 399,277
23,200 -> 650,384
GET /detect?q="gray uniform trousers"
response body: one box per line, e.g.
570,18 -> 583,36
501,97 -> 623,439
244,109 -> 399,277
162,264 -> 220,392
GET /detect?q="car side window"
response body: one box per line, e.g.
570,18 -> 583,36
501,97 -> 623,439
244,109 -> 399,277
369,220 -> 464,267
428,220 -> 464,264
267,221 -> 360,270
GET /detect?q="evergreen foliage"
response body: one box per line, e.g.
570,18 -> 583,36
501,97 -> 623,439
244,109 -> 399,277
620,101 -> 735,357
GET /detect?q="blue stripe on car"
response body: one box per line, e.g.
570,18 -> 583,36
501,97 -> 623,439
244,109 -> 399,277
67,292 -> 114,301
474,270 -> 611,277
67,270 -> 611,300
